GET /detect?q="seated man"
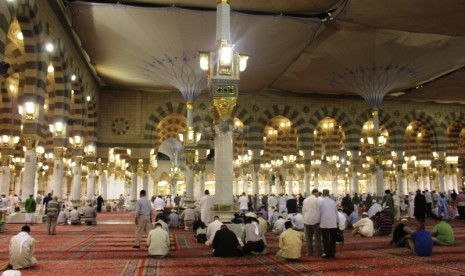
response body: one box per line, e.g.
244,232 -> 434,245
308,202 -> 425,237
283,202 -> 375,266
9,225 -> 37,269
347,209 -> 360,229
276,221 -> 305,261
57,205 -> 69,225
391,218 -> 412,247
242,217 -> 266,255
83,204 -> 97,225
272,216 -> 286,235
205,216 -> 223,246
406,222 -> 433,256
212,225 -> 243,257
377,210 -> 394,236
168,209 -> 180,228
70,206 -> 81,225
432,216 -> 454,246
180,206 -> 197,231
154,213 -> 169,233
147,222 -> 170,258
352,212 -> 375,237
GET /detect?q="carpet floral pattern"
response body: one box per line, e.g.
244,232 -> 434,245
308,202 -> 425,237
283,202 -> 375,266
0,212 -> 464,276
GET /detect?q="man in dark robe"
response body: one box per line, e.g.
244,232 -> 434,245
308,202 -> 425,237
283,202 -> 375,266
414,190 -> 427,224
212,225 -> 243,257
96,195 -> 104,213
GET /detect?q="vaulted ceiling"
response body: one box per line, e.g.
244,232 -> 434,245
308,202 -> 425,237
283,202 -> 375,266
58,0 -> 465,104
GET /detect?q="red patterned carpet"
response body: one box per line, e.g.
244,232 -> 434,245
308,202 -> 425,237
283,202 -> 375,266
0,212 -> 464,276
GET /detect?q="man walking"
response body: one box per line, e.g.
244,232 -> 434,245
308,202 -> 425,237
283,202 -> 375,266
302,188 -> 322,256
46,196 -> 61,235
319,189 -> 339,259
24,194 -> 36,226
133,189 -> 152,249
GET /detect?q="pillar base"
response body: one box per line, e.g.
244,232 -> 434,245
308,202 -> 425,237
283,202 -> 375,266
211,203 -> 237,222
71,200 -> 81,207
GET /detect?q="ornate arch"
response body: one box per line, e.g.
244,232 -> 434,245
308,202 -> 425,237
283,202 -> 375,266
355,108 -> 399,150
309,107 -> 355,150
143,101 -> 185,145
400,110 -> 441,152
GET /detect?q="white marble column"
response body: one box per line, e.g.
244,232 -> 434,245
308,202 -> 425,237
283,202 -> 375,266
199,171 -> 205,197
86,171 -> 95,200
213,124 -> 234,206
143,173 -> 149,193
131,173 -> 138,201
304,171 -> 310,196
264,177 -> 270,195
419,175 -> 425,191
352,172 -> 359,194
72,165 -> 81,205
1,166 -> 10,195
100,171 -> 108,200
331,175 -> 338,196
287,174 -> 293,195
185,166 -> 194,206
22,150 -> 37,199
452,170 -> 458,191
425,174 -> 431,191
438,172 -> 445,192
253,171 -> 259,195
53,159 -> 64,200
242,174 -> 248,195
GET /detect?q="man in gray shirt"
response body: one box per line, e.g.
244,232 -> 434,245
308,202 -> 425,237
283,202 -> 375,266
134,190 -> 152,249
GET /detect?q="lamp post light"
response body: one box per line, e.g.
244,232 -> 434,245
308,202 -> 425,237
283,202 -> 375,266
199,0 -> 248,220
84,143 -> 97,204
69,135 -> 84,206
260,163 -> 272,195
365,128 -> 387,197
179,128 -> 201,206
271,159 -> 283,194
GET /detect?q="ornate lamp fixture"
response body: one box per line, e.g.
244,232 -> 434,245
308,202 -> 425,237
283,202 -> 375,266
179,127 -> 201,166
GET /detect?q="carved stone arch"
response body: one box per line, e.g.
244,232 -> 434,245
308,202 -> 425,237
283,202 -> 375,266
143,102 -> 185,150
355,108 -> 399,151
309,107 -> 355,150
153,113 -> 187,153
400,110 -> 440,152
0,0 -> 18,61
440,112 -> 465,154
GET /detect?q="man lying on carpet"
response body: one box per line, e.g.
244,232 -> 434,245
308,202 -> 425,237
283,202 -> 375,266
9,225 -> 38,270
406,222 -> 433,257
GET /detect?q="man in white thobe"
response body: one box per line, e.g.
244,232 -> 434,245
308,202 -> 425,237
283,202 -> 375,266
147,222 -> 170,257
9,225 -> 37,269
200,190 -> 215,224
205,216 -> 223,246
352,212 -> 375,237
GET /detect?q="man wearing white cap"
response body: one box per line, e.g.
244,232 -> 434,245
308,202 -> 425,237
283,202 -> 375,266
368,199 -> 382,218
352,212 -> 375,237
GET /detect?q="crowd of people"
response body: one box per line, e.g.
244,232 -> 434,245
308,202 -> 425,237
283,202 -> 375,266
3,187 -> 463,272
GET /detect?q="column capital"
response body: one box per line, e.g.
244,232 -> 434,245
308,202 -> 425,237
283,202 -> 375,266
211,97 -> 237,122
54,147 -> 66,160
22,134 -> 40,151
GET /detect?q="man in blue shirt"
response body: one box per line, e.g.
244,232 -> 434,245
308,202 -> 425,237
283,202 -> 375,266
406,222 -> 433,256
